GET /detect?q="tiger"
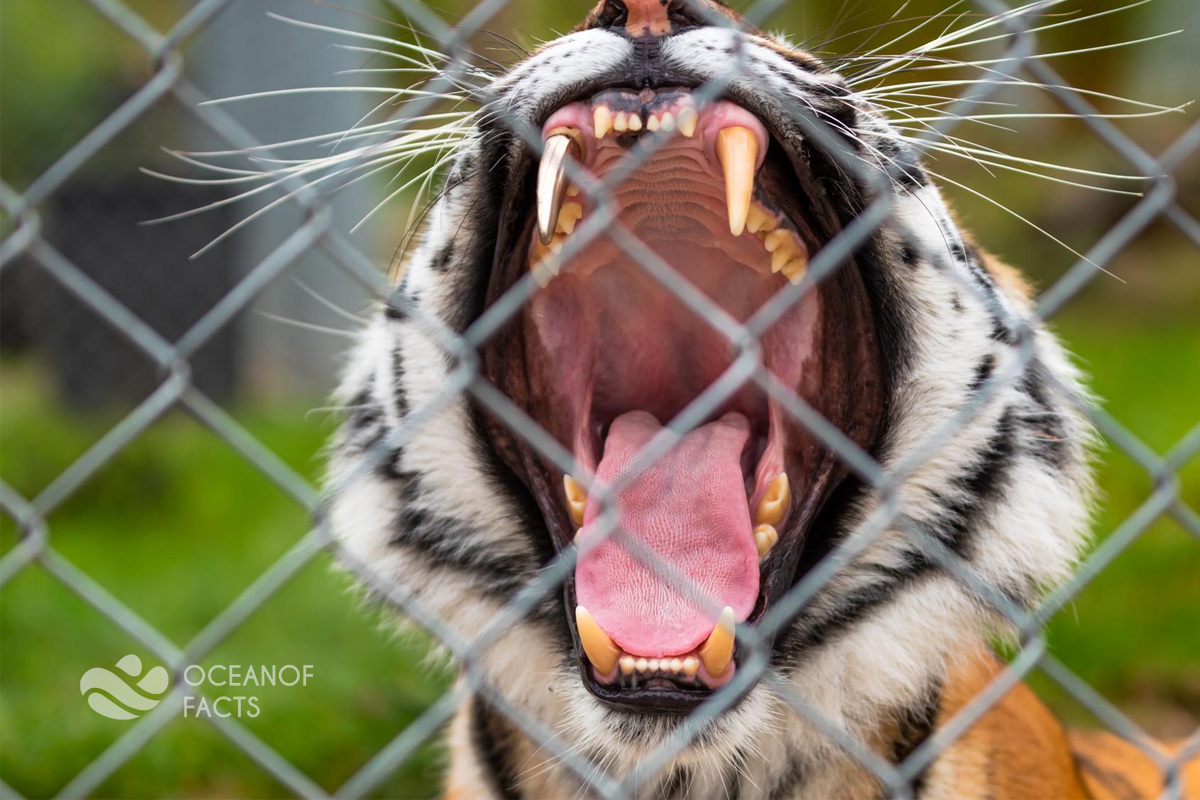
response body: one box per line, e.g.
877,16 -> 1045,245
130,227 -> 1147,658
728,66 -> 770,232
321,1 -> 1200,797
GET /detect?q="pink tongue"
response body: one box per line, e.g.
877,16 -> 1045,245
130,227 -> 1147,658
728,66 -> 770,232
575,410 -> 759,657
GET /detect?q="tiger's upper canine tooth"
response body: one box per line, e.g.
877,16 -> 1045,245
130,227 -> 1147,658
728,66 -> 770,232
537,128 -> 582,245
563,474 -> 587,527
716,127 -> 758,237
576,607 -> 620,674
698,606 -> 736,677
755,473 -> 790,526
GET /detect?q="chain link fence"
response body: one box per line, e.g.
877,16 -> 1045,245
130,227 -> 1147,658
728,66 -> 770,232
1,0 -> 1198,797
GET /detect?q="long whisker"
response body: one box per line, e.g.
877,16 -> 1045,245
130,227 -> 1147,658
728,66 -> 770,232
255,310 -> 359,339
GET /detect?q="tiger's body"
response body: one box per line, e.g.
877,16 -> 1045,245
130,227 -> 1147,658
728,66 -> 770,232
323,1 -> 1198,796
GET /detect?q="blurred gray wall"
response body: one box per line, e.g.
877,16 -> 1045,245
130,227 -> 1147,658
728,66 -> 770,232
189,0 -> 390,399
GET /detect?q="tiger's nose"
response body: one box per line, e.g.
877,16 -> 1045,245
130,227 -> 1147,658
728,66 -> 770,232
621,0 -> 671,36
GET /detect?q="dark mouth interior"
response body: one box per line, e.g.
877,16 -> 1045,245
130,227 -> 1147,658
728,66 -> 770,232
481,85 -> 884,713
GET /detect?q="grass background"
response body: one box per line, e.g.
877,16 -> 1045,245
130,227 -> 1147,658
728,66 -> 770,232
2,0 -> 1199,797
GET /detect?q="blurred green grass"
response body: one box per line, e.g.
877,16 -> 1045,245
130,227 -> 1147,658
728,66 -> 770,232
0,368 -> 453,799
3,306 -> 1198,797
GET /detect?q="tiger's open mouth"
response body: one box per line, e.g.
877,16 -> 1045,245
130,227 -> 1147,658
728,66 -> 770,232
482,85 -> 883,713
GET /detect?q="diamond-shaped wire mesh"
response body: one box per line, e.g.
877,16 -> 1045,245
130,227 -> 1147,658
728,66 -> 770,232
1,0 -> 1197,798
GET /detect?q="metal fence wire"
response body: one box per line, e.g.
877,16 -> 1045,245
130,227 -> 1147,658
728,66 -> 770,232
2,0 -> 1199,798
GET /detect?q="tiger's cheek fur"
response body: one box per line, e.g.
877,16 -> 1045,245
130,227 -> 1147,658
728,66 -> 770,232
324,19 -> 1096,798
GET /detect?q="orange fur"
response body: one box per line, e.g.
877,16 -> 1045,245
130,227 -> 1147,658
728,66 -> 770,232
923,649 -> 1199,799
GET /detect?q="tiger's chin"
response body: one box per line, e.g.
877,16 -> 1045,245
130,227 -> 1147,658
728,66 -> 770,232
481,85 -> 884,715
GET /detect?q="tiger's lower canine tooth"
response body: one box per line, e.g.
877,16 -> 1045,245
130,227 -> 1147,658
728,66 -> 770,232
716,127 -> 758,237
698,606 -> 736,677
576,607 -> 620,674
537,128 -> 582,245
755,473 -> 790,526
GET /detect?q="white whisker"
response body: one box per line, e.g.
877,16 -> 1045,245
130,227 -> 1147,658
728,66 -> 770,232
292,278 -> 372,324
256,310 -> 358,339
200,86 -> 464,106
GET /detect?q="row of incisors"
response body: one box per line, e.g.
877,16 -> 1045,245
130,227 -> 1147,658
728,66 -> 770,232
578,604 -> 735,680
592,105 -> 697,139
619,654 -> 700,678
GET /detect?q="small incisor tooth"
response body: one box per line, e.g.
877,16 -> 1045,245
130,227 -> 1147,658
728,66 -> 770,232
755,473 -> 790,526
698,607 -> 736,677
576,607 -> 620,674
646,114 -> 660,132
619,655 -> 635,674
670,658 -> 683,673
628,112 -> 642,131
564,474 -> 587,527
753,523 -> 778,558
677,107 -> 698,138
746,203 -> 776,235
683,656 -> 699,677
660,111 -> 675,132
556,201 -> 583,234
614,112 -> 629,133
635,658 -> 649,673
716,127 -> 758,237
593,106 -> 612,139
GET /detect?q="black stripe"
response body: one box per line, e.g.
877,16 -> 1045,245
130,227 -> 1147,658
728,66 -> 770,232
1018,359 -> 1071,468
388,475 -> 535,597
391,342 -> 409,419
471,696 -> 522,800
926,407 -> 1017,559
765,752 -> 806,800
969,354 -> 997,393
654,766 -> 691,799
890,678 -> 942,798
776,553 -> 934,662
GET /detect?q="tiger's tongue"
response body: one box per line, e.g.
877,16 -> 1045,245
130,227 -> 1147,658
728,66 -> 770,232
575,410 -> 760,658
